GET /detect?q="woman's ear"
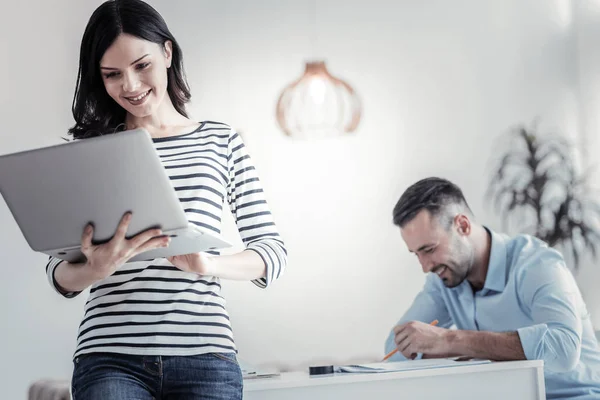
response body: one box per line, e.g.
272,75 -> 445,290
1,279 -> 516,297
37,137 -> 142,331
163,40 -> 173,68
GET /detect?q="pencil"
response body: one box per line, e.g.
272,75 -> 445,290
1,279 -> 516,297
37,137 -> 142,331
382,319 -> 439,361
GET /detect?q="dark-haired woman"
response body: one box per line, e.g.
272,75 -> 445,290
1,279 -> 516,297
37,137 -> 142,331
45,1 -> 287,399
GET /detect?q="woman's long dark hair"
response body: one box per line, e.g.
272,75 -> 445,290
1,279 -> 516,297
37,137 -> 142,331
69,0 -> 191,139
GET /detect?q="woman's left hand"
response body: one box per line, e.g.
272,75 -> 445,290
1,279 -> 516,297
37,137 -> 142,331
168,252 -> 216,276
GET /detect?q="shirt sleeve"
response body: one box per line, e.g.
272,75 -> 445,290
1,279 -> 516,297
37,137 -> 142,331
384,273 -> 453,360
45,256 -> 81,298
516,250 -> 584,373
226,129 -> 287,288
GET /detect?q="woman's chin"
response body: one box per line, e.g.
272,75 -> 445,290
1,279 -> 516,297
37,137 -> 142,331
123,104 -> 154,119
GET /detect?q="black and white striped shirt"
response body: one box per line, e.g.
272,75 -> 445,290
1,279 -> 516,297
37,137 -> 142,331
45,121 -> 287,358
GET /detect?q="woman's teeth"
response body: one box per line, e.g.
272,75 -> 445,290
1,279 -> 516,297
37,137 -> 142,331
128,90 -> 150,101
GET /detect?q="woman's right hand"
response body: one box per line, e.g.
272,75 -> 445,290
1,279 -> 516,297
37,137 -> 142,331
81,212 -> 170,281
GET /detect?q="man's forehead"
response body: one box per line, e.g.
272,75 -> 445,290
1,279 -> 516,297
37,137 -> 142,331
400,210 -> 442,250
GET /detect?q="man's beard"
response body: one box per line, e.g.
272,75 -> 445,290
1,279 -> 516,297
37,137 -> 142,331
440,264 -> 468,288
441,246 -> 473,288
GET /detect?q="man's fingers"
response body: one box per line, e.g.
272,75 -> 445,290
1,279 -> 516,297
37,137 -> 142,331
399,336 -> 413,354
400,341 -> 416,359
396,331 -> 413,353
395,328 -> 420,359
393,324 -> 406,336
394,327 -> 410,346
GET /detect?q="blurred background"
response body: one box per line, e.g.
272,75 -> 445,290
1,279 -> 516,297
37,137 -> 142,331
2,0 -> 600,398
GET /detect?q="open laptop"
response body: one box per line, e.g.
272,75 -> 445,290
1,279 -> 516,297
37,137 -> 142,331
0,128 -> 231,263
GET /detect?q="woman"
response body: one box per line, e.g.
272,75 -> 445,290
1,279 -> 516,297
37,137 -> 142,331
45,0 -> 287,398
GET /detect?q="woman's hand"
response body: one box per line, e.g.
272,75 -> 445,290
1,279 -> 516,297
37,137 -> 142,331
168,252 -> 216,276
82,212 -> 170,281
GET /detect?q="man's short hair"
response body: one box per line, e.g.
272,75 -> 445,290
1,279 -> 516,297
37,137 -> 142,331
392,177 -> 473,228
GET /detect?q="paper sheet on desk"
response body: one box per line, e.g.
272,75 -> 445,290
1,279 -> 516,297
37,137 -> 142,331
334,358 -> 491,373
239,360 -> 280,380
242,370 -> 280,380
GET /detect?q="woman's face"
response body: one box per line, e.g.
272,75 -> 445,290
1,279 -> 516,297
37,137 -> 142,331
99,33 -> 172,118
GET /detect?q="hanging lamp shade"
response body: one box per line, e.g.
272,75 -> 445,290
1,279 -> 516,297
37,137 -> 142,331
276,61 -> 361,138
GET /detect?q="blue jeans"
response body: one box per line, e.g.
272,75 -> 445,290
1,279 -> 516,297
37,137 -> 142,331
71,352 -> 243,400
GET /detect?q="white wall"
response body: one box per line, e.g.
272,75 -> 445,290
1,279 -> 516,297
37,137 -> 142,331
0,0 -> 590,398
572,0 -> 600,327
0,1 -> 101,397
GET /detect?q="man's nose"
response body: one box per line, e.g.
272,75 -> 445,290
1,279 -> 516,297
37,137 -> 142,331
420,258 -> 435,274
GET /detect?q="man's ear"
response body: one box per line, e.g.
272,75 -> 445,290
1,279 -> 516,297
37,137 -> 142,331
163,40 -> 173,68
455,214 -> 471,236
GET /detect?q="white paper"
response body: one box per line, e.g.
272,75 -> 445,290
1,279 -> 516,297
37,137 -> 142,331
239,359 -> 280,379
334,358 -> 491,373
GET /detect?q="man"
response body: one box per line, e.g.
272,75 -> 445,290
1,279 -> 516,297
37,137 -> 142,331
385,177 -> 600,399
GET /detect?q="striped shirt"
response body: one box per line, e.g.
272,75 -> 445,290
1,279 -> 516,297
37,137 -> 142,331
45,121 -> 287,358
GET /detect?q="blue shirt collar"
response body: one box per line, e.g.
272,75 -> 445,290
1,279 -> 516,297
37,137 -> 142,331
482,227 -> 508,293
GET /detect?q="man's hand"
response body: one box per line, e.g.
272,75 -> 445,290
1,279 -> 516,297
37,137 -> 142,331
168,252 -> 216,276
393,321 -> 451,359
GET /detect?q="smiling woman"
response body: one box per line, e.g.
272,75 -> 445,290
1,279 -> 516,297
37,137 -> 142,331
45,1 -> 288,399
70,0 -> 191,139
100,37 -> 170,118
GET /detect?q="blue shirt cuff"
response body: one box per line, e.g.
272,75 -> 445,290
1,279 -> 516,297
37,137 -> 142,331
517,323 -> 549,360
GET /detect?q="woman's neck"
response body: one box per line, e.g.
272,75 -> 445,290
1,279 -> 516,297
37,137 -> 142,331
125,96 -> 196,138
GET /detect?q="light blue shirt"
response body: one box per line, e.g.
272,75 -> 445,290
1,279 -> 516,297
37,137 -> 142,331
385,228 -> 600,399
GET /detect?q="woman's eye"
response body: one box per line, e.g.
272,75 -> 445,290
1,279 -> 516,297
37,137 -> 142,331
137,62 -> 150,70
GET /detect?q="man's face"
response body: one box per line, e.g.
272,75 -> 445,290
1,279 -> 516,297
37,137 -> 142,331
401,209 -> 473,288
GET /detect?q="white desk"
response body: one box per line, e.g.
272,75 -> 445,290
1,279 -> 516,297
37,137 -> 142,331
244,360 -> 545,400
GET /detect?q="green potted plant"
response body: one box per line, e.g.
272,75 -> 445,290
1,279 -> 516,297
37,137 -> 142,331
486,122 -> 600,271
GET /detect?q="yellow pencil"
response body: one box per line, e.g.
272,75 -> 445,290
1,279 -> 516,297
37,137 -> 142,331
382,319 -> 439,361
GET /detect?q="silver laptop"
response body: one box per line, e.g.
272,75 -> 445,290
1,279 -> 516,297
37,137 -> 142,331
0,128 -> 230,263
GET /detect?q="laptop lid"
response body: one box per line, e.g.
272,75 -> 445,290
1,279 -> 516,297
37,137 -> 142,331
0,129 -> 189,253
